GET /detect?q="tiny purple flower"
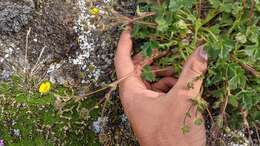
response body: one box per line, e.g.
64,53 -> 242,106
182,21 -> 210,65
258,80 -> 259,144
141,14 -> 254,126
0,140 -> 4,146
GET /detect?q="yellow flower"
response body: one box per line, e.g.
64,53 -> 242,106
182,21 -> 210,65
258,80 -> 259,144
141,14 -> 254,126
89,7 -> 100,15
39,81 -> 51,94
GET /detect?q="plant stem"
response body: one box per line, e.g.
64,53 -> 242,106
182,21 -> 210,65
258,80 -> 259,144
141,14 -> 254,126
254,123 -> 260,145
249,0 -> 255,25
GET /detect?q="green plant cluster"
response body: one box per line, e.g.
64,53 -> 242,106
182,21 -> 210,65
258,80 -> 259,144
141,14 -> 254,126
0,76 -> 101,146
134,0 -> 260,143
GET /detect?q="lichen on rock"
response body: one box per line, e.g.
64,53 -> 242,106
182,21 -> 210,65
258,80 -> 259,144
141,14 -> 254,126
0,1 -> 34,33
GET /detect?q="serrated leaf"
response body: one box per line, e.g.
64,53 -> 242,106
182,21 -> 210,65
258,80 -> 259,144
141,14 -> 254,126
132,24 -> 152,39
219,37 -> 235,59
141,41 -> 159,57
191,97 -> 208,112
169,0 -> 195,12
155,17 -> 169,32
227,64 -> 246,90
141,65 -> 156,82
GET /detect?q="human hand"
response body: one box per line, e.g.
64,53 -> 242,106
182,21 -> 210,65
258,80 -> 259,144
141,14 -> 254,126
114,27 -> 208,146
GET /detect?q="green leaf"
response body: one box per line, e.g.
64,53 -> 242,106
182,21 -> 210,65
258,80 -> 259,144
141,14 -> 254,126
132,24 -> 153,39
194,118 -> 203,126
235,32 -> 247,44
227,64 -> 246,90
257,2 -> 260,12
181,125 -> 190,134
220,3 -> 233,13
244,45 -> 260,61
191,97 -> 208,112
228,95 -> 239,107
219,37 -> 235,59
206,36 -> 235,60
208,0 -> 221,8
155,16 -> 169,32
169,0 -> 195,12
231,2 -> 243,16
205,41 -> 219,60
175,20 -> 188,30
141,41 -> 159,57
141,65 -> 156,82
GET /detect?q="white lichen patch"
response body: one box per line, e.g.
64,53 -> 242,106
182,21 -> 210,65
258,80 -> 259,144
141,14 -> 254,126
72,0 -> 98,81
72,0 -> 115,85
223,128 -> 251,146
91,117 -> 108,134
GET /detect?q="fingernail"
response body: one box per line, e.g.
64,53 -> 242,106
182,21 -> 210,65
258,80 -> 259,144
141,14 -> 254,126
199,47 -> 208,61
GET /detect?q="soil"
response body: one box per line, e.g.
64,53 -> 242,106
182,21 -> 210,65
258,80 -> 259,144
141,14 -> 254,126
0,0 -> 80,83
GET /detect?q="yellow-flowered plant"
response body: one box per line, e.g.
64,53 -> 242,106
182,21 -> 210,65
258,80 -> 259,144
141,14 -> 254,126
39,81 -> 51,94
89,7 -> 100,15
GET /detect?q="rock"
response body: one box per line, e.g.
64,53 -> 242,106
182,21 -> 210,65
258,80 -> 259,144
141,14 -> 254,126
0,1 -> 34,33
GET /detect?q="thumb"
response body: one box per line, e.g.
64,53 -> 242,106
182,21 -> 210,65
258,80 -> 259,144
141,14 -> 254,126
168,46 -> 208,96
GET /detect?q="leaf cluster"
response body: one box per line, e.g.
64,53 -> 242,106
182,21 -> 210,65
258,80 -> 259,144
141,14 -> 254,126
134,0 -> 260,143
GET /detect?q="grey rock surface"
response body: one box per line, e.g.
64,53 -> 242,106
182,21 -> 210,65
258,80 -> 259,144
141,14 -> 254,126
0,1 -> 34,33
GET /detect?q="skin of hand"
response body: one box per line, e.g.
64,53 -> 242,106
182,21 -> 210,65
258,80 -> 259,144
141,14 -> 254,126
114,27 -> 208,146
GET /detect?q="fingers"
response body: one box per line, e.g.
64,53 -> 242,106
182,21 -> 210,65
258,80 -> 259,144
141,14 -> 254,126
133,49 -> 170,67
152,66 -> 174,77
142,66 -> 174,91
114,28 -> 135,79
133,50 -> 171,78
151,77 -> 177,92
168,46 -> 208,97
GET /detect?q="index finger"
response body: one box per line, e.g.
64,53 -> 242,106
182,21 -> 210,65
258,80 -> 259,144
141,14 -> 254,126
114,27 -> 135,79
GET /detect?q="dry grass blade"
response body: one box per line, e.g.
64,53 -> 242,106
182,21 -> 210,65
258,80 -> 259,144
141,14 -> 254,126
241,63 -> 260,78
24,27 -> 31,73
254,123 -> 260,145
30,46 -> 46,76
249,0 -> 255,25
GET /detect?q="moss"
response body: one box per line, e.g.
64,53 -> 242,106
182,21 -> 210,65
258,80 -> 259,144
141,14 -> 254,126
0,75 -> 101,145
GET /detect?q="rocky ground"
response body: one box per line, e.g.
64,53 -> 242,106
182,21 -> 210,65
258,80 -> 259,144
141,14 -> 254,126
0,0 -> 138,145
0,0 -> 118,85
1,1 -> 254,146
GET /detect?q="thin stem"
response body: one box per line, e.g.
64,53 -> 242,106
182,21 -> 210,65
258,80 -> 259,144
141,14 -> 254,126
30,46 -> 46,76
234,57 -> 260,77
25,27 -> 31,72
183,103 -> 195,125
132,12 -> 156,22
206,107 -> 214,124
241,110 -> 253,144
201,27 -> 218,42
197,0 -> 202,18
243,0 -> 247,10
135,20 -> 157,28
249,0 -> 255,25
254,123 -> 260,145
220,83 -> 230,125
